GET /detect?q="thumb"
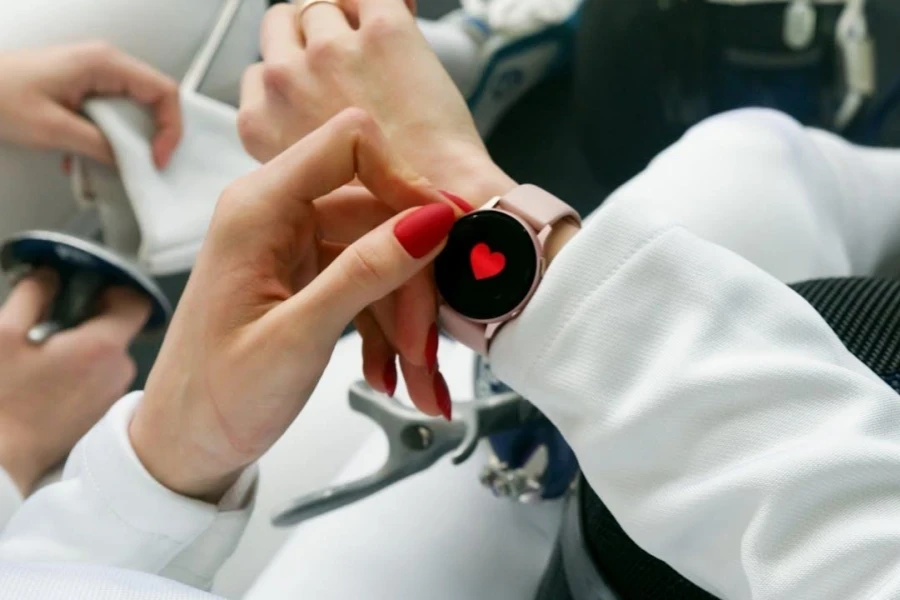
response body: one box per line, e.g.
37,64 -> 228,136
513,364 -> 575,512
276,203 -> 456,339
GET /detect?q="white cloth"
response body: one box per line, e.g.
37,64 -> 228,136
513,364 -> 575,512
5,108 -> 900,599
0,393 -> 256,591
83,94 -> 259,275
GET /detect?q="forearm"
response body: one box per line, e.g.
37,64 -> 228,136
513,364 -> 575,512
491,198 -> 900,599
611,108 -> 900,283
0,394 -> 256,590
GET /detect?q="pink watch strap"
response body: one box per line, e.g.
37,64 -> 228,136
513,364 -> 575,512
439,184 -> 581,355
439,305 -> 488,355
498,184 -> 581,231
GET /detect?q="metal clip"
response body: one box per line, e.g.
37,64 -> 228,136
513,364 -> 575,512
272,381 -> 539,527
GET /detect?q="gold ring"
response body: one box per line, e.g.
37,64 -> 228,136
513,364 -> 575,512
297,0 -> 342,21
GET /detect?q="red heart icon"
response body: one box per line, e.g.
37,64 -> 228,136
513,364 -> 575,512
470,243 -> 506,281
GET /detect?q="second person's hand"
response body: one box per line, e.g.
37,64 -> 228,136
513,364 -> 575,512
0,272 -> 150,496
0,42 -> 182,168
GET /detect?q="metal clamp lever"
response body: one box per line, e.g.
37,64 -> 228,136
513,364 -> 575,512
271,381 -> 538,527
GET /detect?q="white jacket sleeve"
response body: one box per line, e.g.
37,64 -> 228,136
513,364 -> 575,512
0,393 -> 257,591
613,108 -> 900,282
0,465 -> 23,531
490,193 -> 900,599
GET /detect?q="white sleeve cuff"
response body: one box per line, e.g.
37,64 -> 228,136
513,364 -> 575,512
0,466 -> 23,531
490,198 -> 680,421
0,392 -> 257,590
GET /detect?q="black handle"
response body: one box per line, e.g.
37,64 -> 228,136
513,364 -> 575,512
52,269 -> 107,329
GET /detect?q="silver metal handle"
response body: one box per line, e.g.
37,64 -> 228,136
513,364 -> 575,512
181,0 -> 247,94
272,461 -> 423,527
272,382 -> 467,527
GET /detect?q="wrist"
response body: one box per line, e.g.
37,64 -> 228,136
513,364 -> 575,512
427,142 -> 517,206
0,437 -> 44,497
129,392 -> 242,505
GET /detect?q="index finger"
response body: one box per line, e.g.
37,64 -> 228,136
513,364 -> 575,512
0,270 -> 59,333
87,46 -> 183,169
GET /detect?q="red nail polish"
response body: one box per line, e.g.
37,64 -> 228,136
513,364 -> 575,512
394,204 -> 456,258
425,324 -> 439,372
433,372 -> 452,421
383,358 -> 397,397
61,155 -> 72,175
440,190 -> 474,213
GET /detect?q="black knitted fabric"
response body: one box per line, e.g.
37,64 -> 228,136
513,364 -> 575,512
791,277 -> 900,390
536,277 -> 900,600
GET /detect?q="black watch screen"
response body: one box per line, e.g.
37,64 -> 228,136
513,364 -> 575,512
434,210 -> 539,321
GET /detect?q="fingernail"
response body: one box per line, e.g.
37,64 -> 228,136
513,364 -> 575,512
425,323 -> 439,372
433,372 -> 452,421
440,190 -> 474,213
394,204 -> 456,258
61,155 -> 72,175
383,358 -> 398,397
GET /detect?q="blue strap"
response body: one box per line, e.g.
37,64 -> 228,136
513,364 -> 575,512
475,356 -> 580,499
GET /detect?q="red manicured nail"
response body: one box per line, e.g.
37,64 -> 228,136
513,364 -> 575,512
383,358 -> 397,397
433,372 -> 452,421
440,190 -> 474,213
394,204 -> 456,258
425,324 -> 439,372
61,155 -> 72,175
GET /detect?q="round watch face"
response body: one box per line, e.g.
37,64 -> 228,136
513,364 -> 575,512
435,210 -> 540,322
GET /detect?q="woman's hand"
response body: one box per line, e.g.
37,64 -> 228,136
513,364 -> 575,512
0,272 -> 150,496
239,0 -> 516,205
0,43 -> 182,168
131,110 -> 458,502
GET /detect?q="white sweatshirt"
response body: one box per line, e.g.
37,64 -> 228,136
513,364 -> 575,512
3,109 -> 900,599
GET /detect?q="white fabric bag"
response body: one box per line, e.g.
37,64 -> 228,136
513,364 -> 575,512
79,93 -> 259,275
70,0 -> 262,275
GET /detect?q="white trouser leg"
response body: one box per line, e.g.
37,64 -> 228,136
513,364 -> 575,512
247,337 -> 564,600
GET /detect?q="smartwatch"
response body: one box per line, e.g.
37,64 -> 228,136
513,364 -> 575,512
435,184 -> 581,354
